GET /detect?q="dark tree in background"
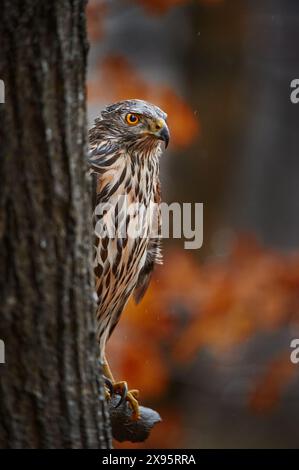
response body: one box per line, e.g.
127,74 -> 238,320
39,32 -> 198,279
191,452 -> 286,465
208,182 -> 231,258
0,0 -> 111,448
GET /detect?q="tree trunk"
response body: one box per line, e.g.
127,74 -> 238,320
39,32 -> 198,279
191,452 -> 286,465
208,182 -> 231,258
0,0 -> 111,448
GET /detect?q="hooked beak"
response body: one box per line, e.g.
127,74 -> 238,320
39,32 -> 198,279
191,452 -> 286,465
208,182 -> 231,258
146,118 -> 170,148
157,124 -> 170,148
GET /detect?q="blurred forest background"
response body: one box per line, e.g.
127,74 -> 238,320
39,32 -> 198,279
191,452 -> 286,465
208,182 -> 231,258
87,0 -> 299,448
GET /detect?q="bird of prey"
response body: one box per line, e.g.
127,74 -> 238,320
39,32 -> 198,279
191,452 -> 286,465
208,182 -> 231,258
88,99 -> 170,419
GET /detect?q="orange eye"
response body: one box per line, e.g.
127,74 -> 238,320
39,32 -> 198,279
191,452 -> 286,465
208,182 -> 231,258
125,113 -> 140,126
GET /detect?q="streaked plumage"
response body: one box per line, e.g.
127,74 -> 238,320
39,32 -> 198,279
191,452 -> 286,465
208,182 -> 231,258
88,99 -> 169,418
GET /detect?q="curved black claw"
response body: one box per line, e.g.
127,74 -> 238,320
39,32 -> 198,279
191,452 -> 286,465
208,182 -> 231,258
104,376 -> 114,397
115,382 -> 128,408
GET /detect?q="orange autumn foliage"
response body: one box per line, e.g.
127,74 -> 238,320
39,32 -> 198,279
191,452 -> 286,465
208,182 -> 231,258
108,322 -> 169,398
108,235 -> 299,412
87,56 -> 200,149
132,0 -> 189,14
174,237 -> 299,360
249,353 -> 297,413
132,0 -> 224,15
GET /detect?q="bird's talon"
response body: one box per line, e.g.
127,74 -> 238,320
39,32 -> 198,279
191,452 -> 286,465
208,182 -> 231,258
104,376 -> 114,398
114,381 -> 128,408
127,391 -> 140,420
104,380 -> 140,420
130,389 -> 140,399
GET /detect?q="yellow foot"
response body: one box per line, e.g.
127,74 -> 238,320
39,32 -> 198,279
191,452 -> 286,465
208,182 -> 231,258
114,381 -> 140,421
104,377 -> 140,420
104,386 -> 111,400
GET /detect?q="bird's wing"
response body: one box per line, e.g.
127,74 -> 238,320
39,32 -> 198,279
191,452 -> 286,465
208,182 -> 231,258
88,139 -> 120,175
133,179 -> 163,304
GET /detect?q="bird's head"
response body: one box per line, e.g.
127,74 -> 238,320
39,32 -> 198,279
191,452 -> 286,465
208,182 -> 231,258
98,99 -> 170,151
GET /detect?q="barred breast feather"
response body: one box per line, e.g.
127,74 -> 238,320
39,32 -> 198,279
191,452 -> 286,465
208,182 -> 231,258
88,134 -> 163,359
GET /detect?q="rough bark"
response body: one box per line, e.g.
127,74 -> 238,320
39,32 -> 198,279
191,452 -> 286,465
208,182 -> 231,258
0,0 -> 111,449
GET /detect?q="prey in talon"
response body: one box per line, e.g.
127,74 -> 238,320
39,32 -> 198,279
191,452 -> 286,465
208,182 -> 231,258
89,100 -> 170,421
103,361 -> 140,420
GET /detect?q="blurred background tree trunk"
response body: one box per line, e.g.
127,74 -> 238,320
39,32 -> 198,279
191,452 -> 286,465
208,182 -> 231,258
0,0 -> 111,448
